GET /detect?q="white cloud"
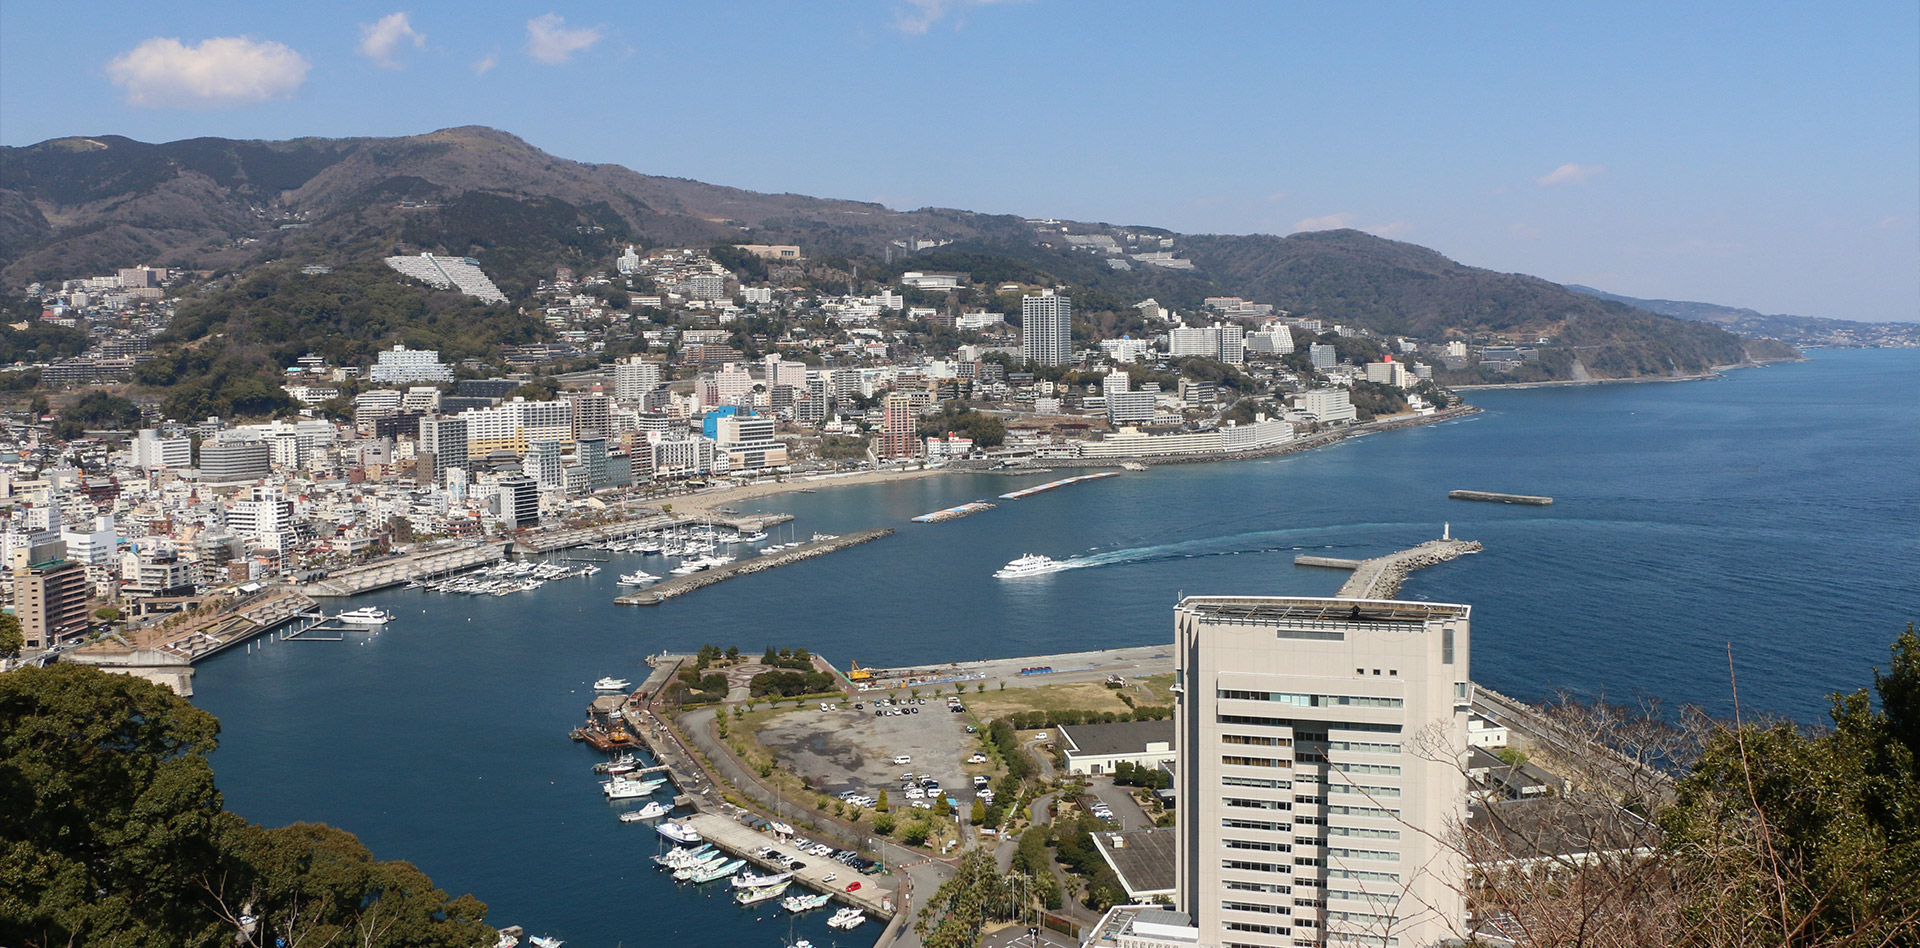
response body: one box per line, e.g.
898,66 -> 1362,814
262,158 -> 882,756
894,0 -> 1017,35
1534,162 -> 1605,187
1366,221 -> 1413,239
526,13 -> 602,64
472,52 -> 499,76
1293,212 -> 1356,232
106,36 -> 309,109
358,12 -> 424,70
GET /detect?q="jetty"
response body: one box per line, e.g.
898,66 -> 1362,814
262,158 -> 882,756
1449,489 -> 1553,506
999,471 -> 1120,500
615,528 -> 893,605
1327,537 -> 1484,600
911,501 -> 996,523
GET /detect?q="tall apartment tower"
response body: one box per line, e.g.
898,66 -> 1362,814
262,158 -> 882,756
1175,596 -> 1472,948
879,393 -> 920,460
1021,290 -> 1072,367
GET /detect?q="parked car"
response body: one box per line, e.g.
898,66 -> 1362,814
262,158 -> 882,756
846,882 -> 862,892
968,753 -> 989,763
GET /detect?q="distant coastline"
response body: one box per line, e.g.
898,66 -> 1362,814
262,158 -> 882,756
1448,357 -> 1799,391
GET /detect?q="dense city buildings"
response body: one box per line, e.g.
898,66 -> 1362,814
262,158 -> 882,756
1174,596 -> 1473,948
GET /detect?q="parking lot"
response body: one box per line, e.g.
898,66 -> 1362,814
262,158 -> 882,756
754,695 -> 993,813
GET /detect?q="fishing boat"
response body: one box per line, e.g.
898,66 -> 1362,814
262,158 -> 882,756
593,676 -> 632,691
734,880 -> 790,905
591,752 -> 640,773
652,843 -> 714,868
656,820 -> 702,844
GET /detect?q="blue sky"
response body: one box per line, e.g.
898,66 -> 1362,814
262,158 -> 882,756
3,2 -> 1916,321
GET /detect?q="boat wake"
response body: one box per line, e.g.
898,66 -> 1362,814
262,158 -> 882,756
1041,521 -> 1432,574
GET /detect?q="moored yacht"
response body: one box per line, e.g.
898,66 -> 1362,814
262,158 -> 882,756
655,820 -> 702,844
593,676 -> 633,691
337,607 -> 394,625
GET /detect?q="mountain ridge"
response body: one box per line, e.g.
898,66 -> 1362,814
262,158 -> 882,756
0,125 -> 1800,385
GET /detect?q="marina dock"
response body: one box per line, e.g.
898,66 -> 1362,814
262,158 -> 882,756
615,528 -> 893,605
680,813 -> 896,918
304,541 -> 509,597
911,500 -> 996,523
1449,489 -> 1554,505
998,470 -> 1120,500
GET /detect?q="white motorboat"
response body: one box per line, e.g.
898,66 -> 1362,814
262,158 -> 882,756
593,677 -> 633,691
781,892 -> 832,913
602,777 -> 666,800
687,858 -> 746,884
653,843 -> 714,868
993,553 -> 1065,578
529,938 -> 563,948
619,801 -> 670,821
734,880 -> 790,905
337,607 -> 393,625
656,820 -> 702,844
827,907 -> 867,930
733,870 -> 793,889
617,571 -> 659,586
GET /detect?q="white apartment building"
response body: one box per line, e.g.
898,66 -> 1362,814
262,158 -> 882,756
1170,325 -> 1247,364
613,356 -> 666,402
957,311 -> 1006,331
1022,290 -> 1072,367
131,429 -> 192,471
1174,596 -> 1473,948
382,253 -> 508,304
1297,389 -> 1358,425
228,486 -> 295,555
367,345 -> 455,384
1309,344 -> 1338,371
1364,361 -> 1410,389
463,398 -> 574,455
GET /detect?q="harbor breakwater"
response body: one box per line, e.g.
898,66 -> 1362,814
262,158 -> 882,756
1336,538 -> 1484,600
615,528 -> 894,605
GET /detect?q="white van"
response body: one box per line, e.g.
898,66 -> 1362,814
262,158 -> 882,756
892,754 -> 912,765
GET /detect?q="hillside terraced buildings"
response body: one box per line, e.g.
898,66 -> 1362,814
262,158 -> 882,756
1174,596 -> 1473,948
382,253 -> 508,304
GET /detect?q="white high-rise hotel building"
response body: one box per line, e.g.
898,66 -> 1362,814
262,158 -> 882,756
1175,596 -> 1472,948
1021,290 -> 1072,366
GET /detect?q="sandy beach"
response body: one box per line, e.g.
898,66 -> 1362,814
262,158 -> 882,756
666,467 -> 953,516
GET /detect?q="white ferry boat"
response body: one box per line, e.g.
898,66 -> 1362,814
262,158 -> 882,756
993,553 -> 1064,579
337,607 -> 394,625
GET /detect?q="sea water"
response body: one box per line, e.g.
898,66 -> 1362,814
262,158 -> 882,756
194,347 -> 1918,945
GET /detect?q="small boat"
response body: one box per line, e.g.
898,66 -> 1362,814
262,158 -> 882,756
653,843 -> 713,867
593,677 -> 632,691
590,752 -> 639,773
337,607 -> 393,625
994,553 -> 1064,579
781,892 -> 832,913
688,858 -> 746,884
529,938 -> 563,948
617,571 -> 659,586
734,880 -> 790,905
827,907 -> 867,930
620,801 -> 670,821
656,820 -> 702,844
733,870 -> 793,889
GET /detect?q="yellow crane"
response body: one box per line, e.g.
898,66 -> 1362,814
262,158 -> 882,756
848,660 -> 873,681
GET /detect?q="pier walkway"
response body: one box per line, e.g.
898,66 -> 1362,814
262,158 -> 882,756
615,528 -> 893,605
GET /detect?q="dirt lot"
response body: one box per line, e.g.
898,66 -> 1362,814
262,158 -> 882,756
753,696 -> 993,808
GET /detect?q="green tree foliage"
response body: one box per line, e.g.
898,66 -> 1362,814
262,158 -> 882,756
1345,380 -> 1410,421
0,664 -> 491,948
872,811 -> 897,835
900,820 -> 932,846
917,400 -> 1006,448
1004,706 -> 1171,730
913,847 -> 1025,948
0,612 -> 21,659
1052,813 -> 1129,911
53,391 -> 141,437
1112,760 -> 1172,790
1014,827 -> 1064,909
747,669 -> 838,698
1660,627 -> 1920,945
0,322 -> 88,365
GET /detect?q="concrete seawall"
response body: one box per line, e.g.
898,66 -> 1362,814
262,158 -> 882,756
1335,538 -> 1484,600
615,528 -> 894,605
